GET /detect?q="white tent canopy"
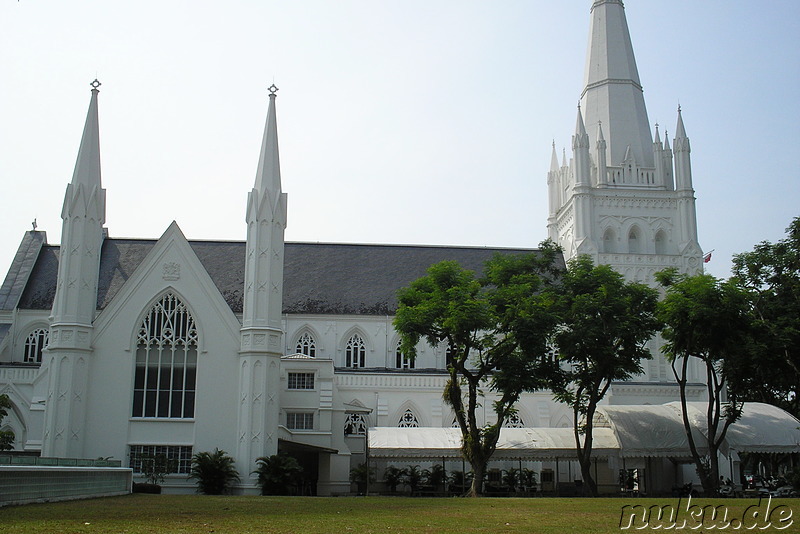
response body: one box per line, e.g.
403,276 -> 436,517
368,403 -> 800,461
368,427 -> 619,460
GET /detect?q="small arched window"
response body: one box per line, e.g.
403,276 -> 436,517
295,332 -> 316,357
398,409 -> 420,428
395,341 -> 415,369
345,334 -> 366,368
603,228 -> 617,254
24,328 -> 48,363
628,227 -> 641,254
132,293 -> 198,418
655,230 -> 668,255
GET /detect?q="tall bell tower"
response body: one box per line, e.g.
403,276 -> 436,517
547,0 -> 704,283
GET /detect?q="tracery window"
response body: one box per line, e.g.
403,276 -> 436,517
345,334 -> 366,368
398,409 -> 419,428
295,332 -> 316,357
132,293 -> 198,418
504,413 -> 525,428
23,328 -> 48,363
395,341 -> 415,369
344,413 -> 368,436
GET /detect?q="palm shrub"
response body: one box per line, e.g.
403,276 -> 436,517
189,448 -> 240,495
502,468 -> 519,490
426,464 -> 446,491
253,453 -> 303,495
520,468 -> 537,490
383,465 -> 404,493
403,465 -> 424,493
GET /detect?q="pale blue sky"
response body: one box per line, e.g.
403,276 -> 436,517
1,1 -> 798,281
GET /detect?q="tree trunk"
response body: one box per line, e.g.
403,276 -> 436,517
468,460 -> 486,497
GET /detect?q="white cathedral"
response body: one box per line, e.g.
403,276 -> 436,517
0,1 -> 713,494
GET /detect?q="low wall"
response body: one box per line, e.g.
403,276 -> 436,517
0,466 -> 132,506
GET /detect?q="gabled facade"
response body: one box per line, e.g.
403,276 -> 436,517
1,1 -> 707,494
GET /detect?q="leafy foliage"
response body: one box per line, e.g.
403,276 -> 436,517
383,465 -> 404,493
731,217 -> 800,418
188,448 -> 240,495
349,462 -> 376,492
139,453 -> 176,485
0,394 -> 15,451
402,464 -> 424,493
394,244 -> 562,495
657,269 -> 757,495
548,256 -> 660,496
253,453 -> 303,496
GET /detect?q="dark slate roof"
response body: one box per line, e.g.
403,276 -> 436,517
12,237 -> 559,315
0,231 -> 47,311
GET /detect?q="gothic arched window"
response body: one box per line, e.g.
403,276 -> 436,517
398,409 -> 419,428
132,293 -> 198,418
395,341 -> 415,369
602,228 -> 617,254
628,227 -> 641,254
295,332 -> 316,357
23,328 -> 48,363
504,413 -> 525,428
344,413 -> 368,436
655,230 -> 668,255
345,334 -> 366,368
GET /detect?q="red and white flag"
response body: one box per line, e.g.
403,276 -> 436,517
703,250 -> 713,263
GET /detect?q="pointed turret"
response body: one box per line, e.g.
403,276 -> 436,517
547,142 -> 561,217
572,104 -> 591,186
581,0 -> 653,167
43,80 -> 107,459
596,121 -> 608,186
673,106 -> 692,191
550,141 -> 560,173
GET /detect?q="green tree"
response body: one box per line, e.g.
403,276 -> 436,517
253,453 -> 303,496
188,448 -> 240,495
394,245 -> 561,496
549,256 -> 660,497
731,217 -> 800,418
656,269 -> 757,496
0,394 -> 15,451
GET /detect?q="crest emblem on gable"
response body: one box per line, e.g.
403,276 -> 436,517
162,262 -> 181,281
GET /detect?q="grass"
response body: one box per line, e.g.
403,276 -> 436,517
0,495 -> 797,534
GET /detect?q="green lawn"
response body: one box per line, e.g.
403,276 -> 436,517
0,495 -> 796,533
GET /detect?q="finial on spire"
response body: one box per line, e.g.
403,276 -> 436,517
268,84 -> 279,97
32,218 -> 37,231
90,79 -> 101,92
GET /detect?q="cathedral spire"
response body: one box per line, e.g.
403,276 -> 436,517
43,80 -> 107,459
254,84 -> 282,198
581,0 -> 653,168
69,79 -> 103,191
